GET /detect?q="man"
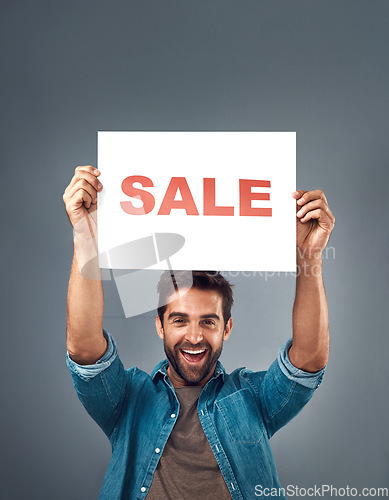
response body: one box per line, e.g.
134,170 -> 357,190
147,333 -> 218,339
63,165 -> 335,499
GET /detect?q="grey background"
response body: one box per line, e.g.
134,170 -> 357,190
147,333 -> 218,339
1,0 -> 388,498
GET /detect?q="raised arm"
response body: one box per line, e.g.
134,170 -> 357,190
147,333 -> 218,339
288,189 -> 335,373
63,165 -> 107,365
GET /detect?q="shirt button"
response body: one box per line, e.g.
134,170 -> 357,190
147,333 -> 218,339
155,448 -> 160,453
141,487 -> 146,492
171,414 -> 176,418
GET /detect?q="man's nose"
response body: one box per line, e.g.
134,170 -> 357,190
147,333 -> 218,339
185,323 -> 204,345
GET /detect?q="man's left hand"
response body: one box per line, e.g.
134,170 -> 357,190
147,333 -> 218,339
292,189 -> 335,259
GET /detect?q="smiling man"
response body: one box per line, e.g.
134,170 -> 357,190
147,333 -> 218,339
156,272 -> 233,387
63,166 -> 335,500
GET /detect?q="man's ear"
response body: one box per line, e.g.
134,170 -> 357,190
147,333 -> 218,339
223,317 -> 233,341
156,315 -> 164,340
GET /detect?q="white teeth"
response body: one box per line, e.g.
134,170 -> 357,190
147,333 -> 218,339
182,349 -> 206,355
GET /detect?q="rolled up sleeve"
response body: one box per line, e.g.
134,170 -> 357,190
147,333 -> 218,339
253,338 -> 327,437
277,338 -> 326,390
66,330 -> 117,382
66,330 -> 129,438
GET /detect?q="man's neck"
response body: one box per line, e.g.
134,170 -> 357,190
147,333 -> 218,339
167,364 -> 217,388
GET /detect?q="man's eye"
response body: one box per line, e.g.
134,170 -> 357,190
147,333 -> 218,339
203,320 -> 215,326
173,319 -> 185,323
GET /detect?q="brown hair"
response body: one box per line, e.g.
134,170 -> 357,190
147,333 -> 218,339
157,270 -> 234,328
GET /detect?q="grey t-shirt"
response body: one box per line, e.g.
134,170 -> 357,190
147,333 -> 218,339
146,386 -> 232,499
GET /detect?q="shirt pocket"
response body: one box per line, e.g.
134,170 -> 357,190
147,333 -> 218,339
215,389 -> 265,444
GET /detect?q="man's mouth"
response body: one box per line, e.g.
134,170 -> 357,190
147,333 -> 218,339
180,348 -> 208,364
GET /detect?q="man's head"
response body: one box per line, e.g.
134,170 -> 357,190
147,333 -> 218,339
156,271 -> 234,387
157,271 -> 234,328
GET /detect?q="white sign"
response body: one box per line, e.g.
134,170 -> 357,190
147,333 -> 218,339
97,131 -> 296,272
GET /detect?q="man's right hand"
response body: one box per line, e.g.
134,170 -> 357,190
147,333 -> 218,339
64,166 -> 107,364
63,165 -> 103,236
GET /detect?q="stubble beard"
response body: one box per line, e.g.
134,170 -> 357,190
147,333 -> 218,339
163,340 -> 223,385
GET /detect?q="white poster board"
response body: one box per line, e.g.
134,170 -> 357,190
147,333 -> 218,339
97,131 -> 296,272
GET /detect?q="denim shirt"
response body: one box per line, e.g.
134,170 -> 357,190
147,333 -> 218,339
67,332 -> 325,500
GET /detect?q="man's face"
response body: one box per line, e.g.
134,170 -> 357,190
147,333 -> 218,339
156,287 -> 232,388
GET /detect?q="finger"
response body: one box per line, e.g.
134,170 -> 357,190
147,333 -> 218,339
296,189 -> 327,206
73,188 -> 93,210
297,196 -> 335,224
291,190 -> 307,200
296,198 -> 331,220
66,168 -> 102,194
299,207 -> 333,229
67,178 -> 100,203
75,165 -> 100,176
67,179 -> 97,204
75,170 -> 103,193
65,166 -> 100,193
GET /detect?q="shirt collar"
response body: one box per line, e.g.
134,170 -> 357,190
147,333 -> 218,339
151,359 -> 226,384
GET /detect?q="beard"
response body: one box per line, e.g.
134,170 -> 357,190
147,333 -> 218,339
163,339 -> 223,385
